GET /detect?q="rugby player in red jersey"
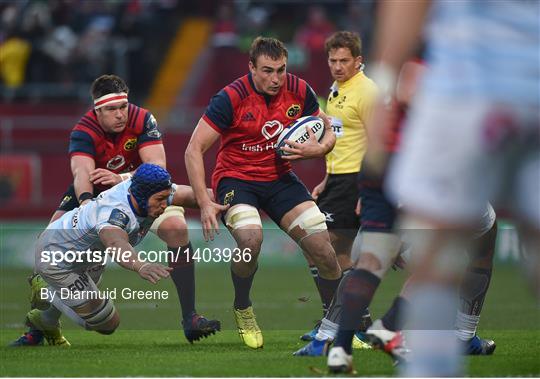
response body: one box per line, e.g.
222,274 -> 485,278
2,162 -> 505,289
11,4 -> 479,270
185,37 -> 342,349
12,75 -> 219,347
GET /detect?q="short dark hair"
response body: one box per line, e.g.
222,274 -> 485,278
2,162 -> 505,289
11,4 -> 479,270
325,31 -> 362,57
90,74 -> 129,99
249,36 -> 288,66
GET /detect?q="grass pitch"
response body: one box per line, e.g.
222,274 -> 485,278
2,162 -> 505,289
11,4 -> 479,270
1,264 -> 539,376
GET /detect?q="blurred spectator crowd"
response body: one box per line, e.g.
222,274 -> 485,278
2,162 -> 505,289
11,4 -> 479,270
210,1 -> 376,97
213,1 -> 375,60
0,0 -> 376,102
0,0 -> 188,102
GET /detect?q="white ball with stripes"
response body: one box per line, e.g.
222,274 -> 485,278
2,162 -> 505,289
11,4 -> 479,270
276,116 -> 325,157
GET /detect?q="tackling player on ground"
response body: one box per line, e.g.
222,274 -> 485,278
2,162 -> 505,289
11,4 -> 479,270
185,37 -> 342,349
12,75 -> 219,346
9,164 -> 217,345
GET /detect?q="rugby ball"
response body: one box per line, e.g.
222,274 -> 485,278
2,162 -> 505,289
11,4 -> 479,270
276,116 -> 325,156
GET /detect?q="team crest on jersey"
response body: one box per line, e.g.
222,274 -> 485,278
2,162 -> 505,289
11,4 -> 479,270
106,155 -> 126,170
124,138 -> 137,151
261,120 -> 283,140
145,114 -> 161,138
223,190 -> 235,205
108,208 -> 129,229
147,128 -> 161,138
286,104 -> 301,119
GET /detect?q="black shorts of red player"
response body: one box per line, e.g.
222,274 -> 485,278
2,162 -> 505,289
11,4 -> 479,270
358,172 -> 397,233
57,184 -> 102,212
316,173 -> 360,240
216,172 -> 313,226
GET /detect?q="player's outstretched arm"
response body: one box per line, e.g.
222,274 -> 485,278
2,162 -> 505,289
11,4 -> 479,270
185,118 -> 229,241
139,144 -> 166,169
89,145 -> 168,187
170,185 -> 215,209
71,155 -> 96,205
371,0 -> 430,97
99,226 -> 172,284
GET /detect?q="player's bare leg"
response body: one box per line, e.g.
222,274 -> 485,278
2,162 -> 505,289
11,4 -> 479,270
155,208 -> 221,343
225,204 -> 264,349
282,201 -> 342,319
330,232 -> 354,271
305,231 -> 354,312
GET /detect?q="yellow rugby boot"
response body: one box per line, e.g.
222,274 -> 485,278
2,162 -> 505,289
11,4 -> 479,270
352,334 -> 373,350
26,309 -> 71,347
233,306 -> 263,349
29,273 -> 49,310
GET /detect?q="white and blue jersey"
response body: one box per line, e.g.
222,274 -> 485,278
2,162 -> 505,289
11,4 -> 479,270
36,180 -> 152,271
422,0 -> 539,106
387,0 -> 539,227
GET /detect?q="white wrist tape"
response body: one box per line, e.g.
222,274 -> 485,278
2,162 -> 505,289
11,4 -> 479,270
119,172 -> 132,181
137,263 -> 150,272
369,63 -> 398,101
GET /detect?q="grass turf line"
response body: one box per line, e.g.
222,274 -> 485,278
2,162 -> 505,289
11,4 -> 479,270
1,265 -> 538,376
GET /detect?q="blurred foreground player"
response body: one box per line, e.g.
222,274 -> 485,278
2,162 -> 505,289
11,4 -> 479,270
366,0 -> 539,375
302,31 -> 378,342
10,164 -> 217,346
296,60 -> 497,363
185,37 -> 341,349
14,75 -> 219,345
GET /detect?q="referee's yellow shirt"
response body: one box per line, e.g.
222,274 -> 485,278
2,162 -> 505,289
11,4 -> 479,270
325,71 -> 378,174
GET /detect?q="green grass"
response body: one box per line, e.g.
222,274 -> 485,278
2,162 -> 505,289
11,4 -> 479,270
1,265 -> 539,376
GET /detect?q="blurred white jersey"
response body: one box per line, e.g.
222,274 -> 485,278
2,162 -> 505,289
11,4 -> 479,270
422,0 -> 539,106
388,0 -> 540,226
36,180 -> 152,271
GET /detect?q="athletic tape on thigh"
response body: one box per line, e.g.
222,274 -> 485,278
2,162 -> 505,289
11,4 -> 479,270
225,204 -> 262,230
150,205 -> 185,234
360,232 -> 402,278
287,206 -> 327,235
79,299 -> 116,330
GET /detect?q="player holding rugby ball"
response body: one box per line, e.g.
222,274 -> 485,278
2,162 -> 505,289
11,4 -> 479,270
185,36 -> 341,349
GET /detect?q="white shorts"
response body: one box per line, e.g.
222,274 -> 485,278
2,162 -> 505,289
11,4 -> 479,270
36,262 -> 105,308
387,95 -> 539,228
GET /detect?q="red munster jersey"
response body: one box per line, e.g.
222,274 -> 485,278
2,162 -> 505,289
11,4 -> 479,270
203,73 -> 320,190
68,103 -> 163,191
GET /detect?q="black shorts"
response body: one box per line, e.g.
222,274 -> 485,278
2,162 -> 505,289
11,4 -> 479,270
57,184 -> 101,212
216,172 -> 313,225
358,172 -> 396,233
316,173 -> 360,239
